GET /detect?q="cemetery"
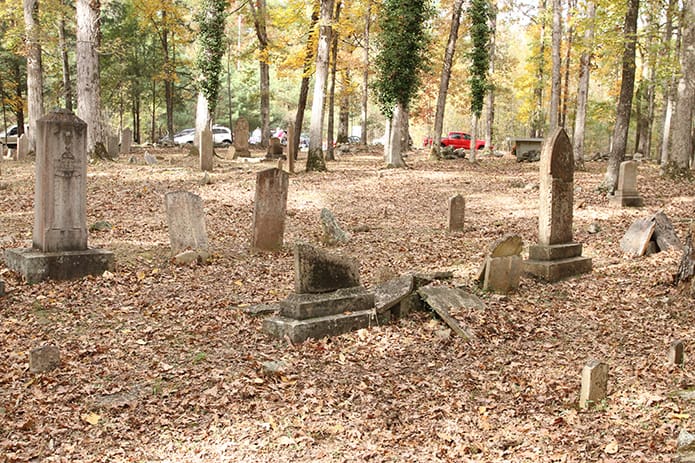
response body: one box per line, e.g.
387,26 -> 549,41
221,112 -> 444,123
1,131 -> 694,461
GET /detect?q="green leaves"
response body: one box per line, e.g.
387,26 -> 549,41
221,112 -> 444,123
195,0 -> 228,114
467,0 -> 491,118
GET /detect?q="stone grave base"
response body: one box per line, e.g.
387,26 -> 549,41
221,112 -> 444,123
263,309 -> 377,343
5,248 -> 115,284
608,192 -> 644,207
524,243 -> 592,282
280,287 -> 374,319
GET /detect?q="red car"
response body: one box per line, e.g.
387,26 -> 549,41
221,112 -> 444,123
440,131 -> 486,150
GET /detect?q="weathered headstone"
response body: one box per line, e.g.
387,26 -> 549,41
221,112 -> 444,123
373,274 -> 415,319
233,117 -> 250,158
164,191 -> 209,259
4,110 -> 114,283
321,208 -> 350,245
17,133 -> 28,160
144,152 -> 157,165
29,344 -> 61,373
579,359 -> 608,409
523,128 -> 592,281
294,242 -> 360,293
670,340 -> 685,366
120,128 -> 132,155
266,137 -> 284,158
652,211 -> 682,251
199,127 -> 213,172
252,168 -> 289,251
608,160 -> 644,207
477,235 -> 524,294
106,134 -> 119,158
448,194 -> 465,232
0,279 -> 4,296
620,219 -> 655,257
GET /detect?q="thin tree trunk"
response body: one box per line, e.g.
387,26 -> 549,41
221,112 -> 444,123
306,0 -> 334,172
338,79 -> 349,142
603,0 -> 639,192
386,102 -> 406,167
549,0 -> 562,131
484,0 -> 497,151
360,0 -> 371,145
249,0 -> 270,148
432,0 -> 465,156
59,15 -> 72,112
659,0 -> 678,165
470,114 -> 479,162
531,0 -> 547,137
292,2 -> 319,158
161,14 -> 174,140
326,0 -> 342,161
13,61 -> 25,139
24,0 -> 43,154
560,0 -> 574,128
151,79 -> 156,143
572,1 -> 595,168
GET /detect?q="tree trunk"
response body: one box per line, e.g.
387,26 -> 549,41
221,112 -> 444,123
386,102 -> 406,167
470,114 -> 479,163
161,14 -> 174,140
292,3 -> 319,158
12,60 -> 25,139
603,0 -> 639,192
572,1 -> 595,168
59,15 -> 72,112
249,0 -> 270,148
659,0 -> 678,165
531,0 -> 547,137
360,0 -> 371,145
484,1 -> 497,152
634,54 -> 651,156
560,0 -> 574,128
24,0 -> 43,154
76,0 -> 105,157
668,0 -> 695,172
549,0 -> 562,132
338,72 -> 349,142
195,91 -> 211,149
306,0 -> 334,172
432,0 -> 465,157
150,79 -> 156,143
326,0 -> 342,162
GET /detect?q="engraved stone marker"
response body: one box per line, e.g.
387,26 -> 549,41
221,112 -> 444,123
523,128 -> 592,282
579,359 -> 608,409
670,340 -> 685,366
0,279 -> 4,296
448,194 -> 465,232
609,160 -> 644,207
199,127 -> 213,172
233,117 -> 250,158
17,133 -> 28,160
266,137 -> 284,158
252,168 -> 289,251
164,191 -> 209,256
4,110 -> 114,283
478,235 -> 523,294
120,128 -> 132,155
106,134 -> 119,158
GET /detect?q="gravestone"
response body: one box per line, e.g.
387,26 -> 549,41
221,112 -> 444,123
321,208 -> 350,245
120,128 -> 132,155
4,110 -> 114,283
579,359 -> 608,409
477,235 -> 524,294
671,340 -> 685,366
0,279 -> 4,296
294,242 -> 360,293
252,168 -> 289,251
266,137 -> 284,159
144,152 -> 157,165
17,133 -> 28,160
199,127 -> 213,172
106,135 -> 119,158
164,191 -> 209,260
29,344 -> 61,373
523,128 -> 592,282
233,117 -> 250,158
608,160 -> 644,207
448,194 -> 465,232
620,219 -> 655,257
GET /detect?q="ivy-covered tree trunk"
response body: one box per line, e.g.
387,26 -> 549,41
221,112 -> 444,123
484,0 -> 497,152
23,0 -> 43,154
572,1 -> 595,168
306,0 -> 334,172
468,0 -> 490,163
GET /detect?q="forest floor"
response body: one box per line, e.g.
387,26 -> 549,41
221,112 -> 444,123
0,145 -> 694,462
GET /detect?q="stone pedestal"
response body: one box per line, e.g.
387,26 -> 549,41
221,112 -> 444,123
4,110 -> 114,283
524,243 -> 592,282
608,160 -> 644,207
608,191 -> 644,207
263,310 -> 377,344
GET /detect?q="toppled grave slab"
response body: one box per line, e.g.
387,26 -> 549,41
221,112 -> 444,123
280,286 -> 374,319
264,310 -> 378,344
417,285 -> 483,340
621,212 -> 681,258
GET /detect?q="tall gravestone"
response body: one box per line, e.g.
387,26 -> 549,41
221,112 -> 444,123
233,118 -> 250,158
523,128 -> 592,282
106,135 -> 119,158
252,168 -> 289,251
266,137 -> 284,159
608,160 -> 644,207
17,133 -> 28,160
164,191 -> 209,257
120,128 -> 132,155
4,110 -> 114,283
199,127 -> 213,171
448,194 -> 465,232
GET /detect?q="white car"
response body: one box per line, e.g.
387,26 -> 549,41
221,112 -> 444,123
0,125 -> 29,149
173,126 -> 232,147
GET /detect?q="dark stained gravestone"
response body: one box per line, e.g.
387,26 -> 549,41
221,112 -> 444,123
252,168 -> 289,251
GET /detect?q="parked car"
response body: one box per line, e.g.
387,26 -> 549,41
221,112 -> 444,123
299,133 -> 309,149
173,126 -> 232,147
0,125 -> 28,149
347,135 -> 361,144
439,131 -> 486,150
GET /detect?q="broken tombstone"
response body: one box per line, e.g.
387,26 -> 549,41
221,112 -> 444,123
477,235 -> 523,294
29,344 -> 61,373
320,208 -> 350,245
417,285 -> 483,340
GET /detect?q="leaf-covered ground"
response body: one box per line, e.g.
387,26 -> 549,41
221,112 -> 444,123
1,146 -> 694,462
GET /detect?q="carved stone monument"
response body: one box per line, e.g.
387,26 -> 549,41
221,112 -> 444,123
608,160 -> 644,207
4,110 -> 114,283
164,191 -> 209,262
448,194 -> 465,232
252,168 -> 289,251
233,118 -> 250,158
199,127 -> 213,172
120,128 -> 132,155
523,128 -> 592,282
106,134 -> 119,158
17,133 -> 28,160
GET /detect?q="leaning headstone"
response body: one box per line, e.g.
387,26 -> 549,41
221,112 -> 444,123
266,137 -> 284,159
670,340 -> 685,366
579,359 -> 608,409
17,133 -> 28,160
651,211 -> 682,251
0,279 -> 4,296
321,208 -> 350,245
374,274 -> 415,320
608,160 -> 644,207
294,242 -> 360,293
29,344 -> 61,373
199,126 -> 213,172
4,110 -> 114,283
252,168 -> 289,251
523,128 -> 592,282
477,235 -> 523,294
448,194 -> 465,232
164,191 -> 209,261
620,219 -> 655,257
233,117 -> 250,158
106,134 -> 119,158
120,128 -> 132,154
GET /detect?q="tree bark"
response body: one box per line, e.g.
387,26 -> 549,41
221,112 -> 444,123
326,0 -> 342,162
548,0 -> 562,132
76,0 -> 105,157
659,0 -> 678,165
386,102 -> 406,167
338,73 -> 349,142
360,0 -> 371,145
560,0 -> 574,128
58,14 -> 72,112
531,0 -> 547,137
603,0 -> 639,192
24,0 -> 43,154
572,1 -> 595,169
292,2 -> 319,158
306,0 -> 334,172
432,0 -> 465,157
470,114 -> 479,163
484,1 -> 497,152
249,0 -> 270,148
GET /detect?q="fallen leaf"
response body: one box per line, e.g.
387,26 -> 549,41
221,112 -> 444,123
604,439 -> 618,454
81,412 -> 101,425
